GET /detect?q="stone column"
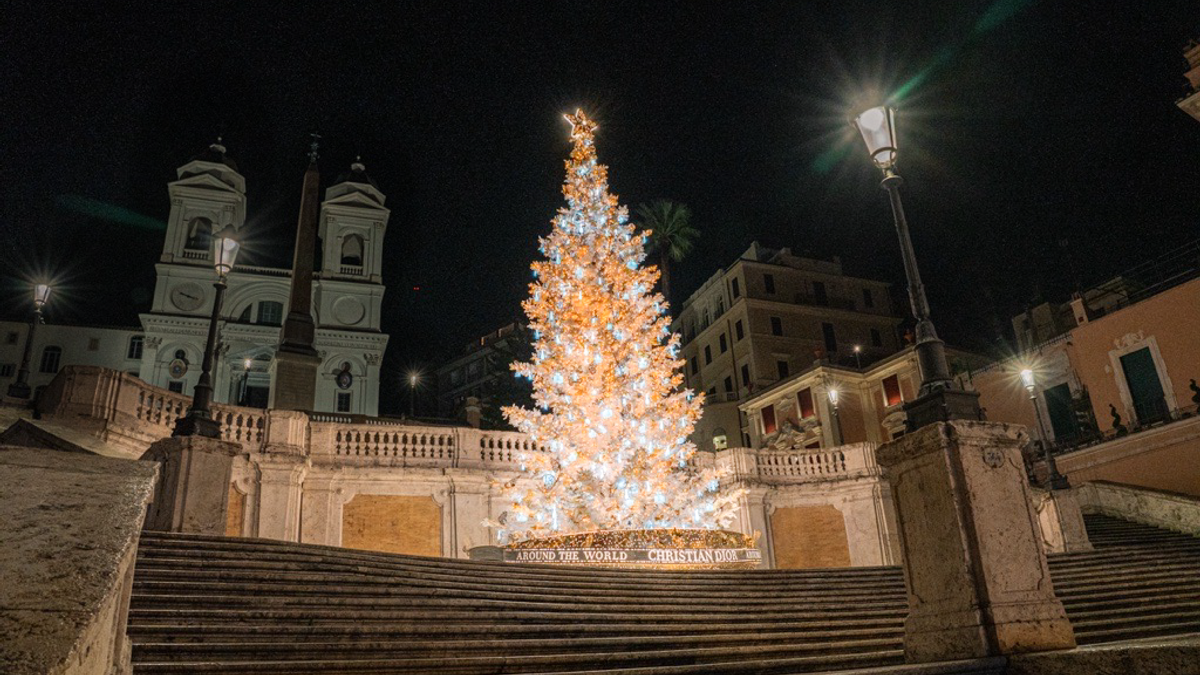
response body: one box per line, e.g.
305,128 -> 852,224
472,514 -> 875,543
300,473 -> 345,547
255,457 -> 307,542
876,420 -> 1075,662
140,435 -> 241,534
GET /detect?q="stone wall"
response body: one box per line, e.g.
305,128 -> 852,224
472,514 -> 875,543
769,505 -> 851,568
1076,480 -> 1200,535
341,495 -> 443,556
0,447 -> 157,675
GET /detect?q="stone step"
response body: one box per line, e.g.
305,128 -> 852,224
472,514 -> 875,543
131,565 -> 905,597
1055,576 -> 1200,600
129,581 -> 908,609
130,647 -> 906,675
1047,559 -> 1200,582
126,622 -> 903,644
1046,546 -> 1200,570
136,532 -> 904,577
127,605 -> 907,626
1072,620 -> 1200,645
132,633 -> 903,662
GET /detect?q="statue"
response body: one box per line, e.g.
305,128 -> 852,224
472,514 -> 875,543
1109,404 -> 1128,436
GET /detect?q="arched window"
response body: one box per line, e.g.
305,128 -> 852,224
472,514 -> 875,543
340,234 -> 364,267
184,217 -> 213,251
256,301 -> 284,326
39,346 -> 62,374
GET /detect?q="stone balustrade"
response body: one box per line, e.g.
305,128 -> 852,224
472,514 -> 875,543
37,365 -> 881,482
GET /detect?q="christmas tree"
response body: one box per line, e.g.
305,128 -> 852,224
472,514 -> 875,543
499,110 -> 740,543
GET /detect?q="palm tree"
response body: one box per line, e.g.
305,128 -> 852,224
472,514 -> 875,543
636,199 -> 699,307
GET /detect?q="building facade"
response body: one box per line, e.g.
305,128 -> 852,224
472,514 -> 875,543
673,242 -> 902,452
0,143 -> 391,415
434,322 -> 531,422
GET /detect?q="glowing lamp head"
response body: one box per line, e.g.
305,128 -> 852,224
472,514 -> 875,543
1019,368 -> 1036,392
408,371 -> 421,388
213,225 -> 241,278
244,358 -> 253,370
853,344 -> 861,354
852,105 -> 898,169
827,388 -> 840,407
33,283 -> 51,308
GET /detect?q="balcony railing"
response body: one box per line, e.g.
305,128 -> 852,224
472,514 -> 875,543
1047,399 -> 1199,458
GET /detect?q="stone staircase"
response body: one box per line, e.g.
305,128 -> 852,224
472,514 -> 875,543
127,515 -> 1200,674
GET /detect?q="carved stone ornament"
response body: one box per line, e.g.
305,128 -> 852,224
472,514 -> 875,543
364,353 -> 383,366
145,336 -> 163,349
1114,331 -> 1145,350
982,447 -> 1004,469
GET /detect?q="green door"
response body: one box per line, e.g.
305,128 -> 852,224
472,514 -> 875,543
1043,383 -> 1077,442
1119,347 -> 1167,422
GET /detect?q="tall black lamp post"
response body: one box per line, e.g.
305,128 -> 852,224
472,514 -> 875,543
852,105 -> 981,430
1020,368 -> 1070,489
827,386 -> 844,446
7,283 -> 52,399
408,371 -> 421,418
174,225 -> 240,438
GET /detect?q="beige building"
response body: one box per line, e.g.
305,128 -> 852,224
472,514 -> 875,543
673,242 -> 901,451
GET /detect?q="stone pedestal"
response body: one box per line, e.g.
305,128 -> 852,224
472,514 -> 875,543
140,435 -> 240,535
268,350 -> 320,412
877,421 -> 1076,662
1035,488 -> 1093,554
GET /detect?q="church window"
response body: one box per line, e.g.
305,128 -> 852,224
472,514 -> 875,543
341,234 -> 365,268
168,381 -> 184,393
40,346 -> 62,374
0,364 -> 14,377
336,391 -> 352,413
174,349 -> 187,360
184,217 -> 213,251
257,301 -> 284,326
238,306 -> 252,322
127,335 -> 144,360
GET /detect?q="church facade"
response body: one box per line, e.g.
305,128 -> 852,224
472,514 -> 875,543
0,142 -> 390,415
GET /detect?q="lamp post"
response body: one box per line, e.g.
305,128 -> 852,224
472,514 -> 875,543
827,386 -> 844,446
1020,368 -> 1069,490
239,358 -> 252,406
174,225 -> 240,437
853,344 -> 862,369
408,371 -> 421,418
6,283 -> 52,400
852,104 -> 981,430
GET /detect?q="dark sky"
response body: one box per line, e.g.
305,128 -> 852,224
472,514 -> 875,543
3,1 -> 1199,414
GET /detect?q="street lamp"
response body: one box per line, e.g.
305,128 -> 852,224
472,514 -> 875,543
408,371 -> 421,418
6,283 -> 52,399
852,104 -> 981,430
853,344 -> 862,369
239,357 -> 252,406
174,225 -> 240,437
827,386 -> 844,446
1020,368 -> 1069,489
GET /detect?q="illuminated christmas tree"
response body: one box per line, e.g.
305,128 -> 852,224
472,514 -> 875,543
499,110 -> 740,543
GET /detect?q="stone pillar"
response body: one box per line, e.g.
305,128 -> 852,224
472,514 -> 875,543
739,486 -> 773,568
300,474 -> 344,547
1034,488 -> 1093,554
140,435 -> 241,534
255,457 -> 307,541
464,396 -> 482,429
876,420 -> 1075,662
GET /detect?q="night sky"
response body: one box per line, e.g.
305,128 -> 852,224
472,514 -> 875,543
3,2 -> 1199,414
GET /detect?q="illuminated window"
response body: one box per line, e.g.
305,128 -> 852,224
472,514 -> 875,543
797,388 -> 814,418
883,375 -> 903,407
762,406 -> 777,435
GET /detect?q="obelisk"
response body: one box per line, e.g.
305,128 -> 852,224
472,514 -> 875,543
269,135 -> 323,411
